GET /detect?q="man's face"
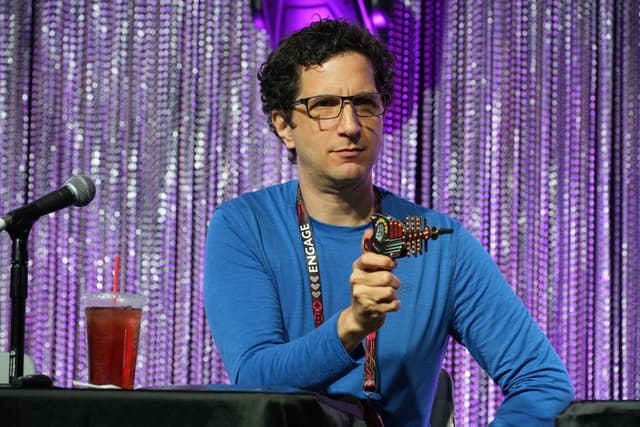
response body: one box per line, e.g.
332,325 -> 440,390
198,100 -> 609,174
273,51 -> 384,191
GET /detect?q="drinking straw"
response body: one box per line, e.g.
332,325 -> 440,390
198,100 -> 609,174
112,255 -> 120,294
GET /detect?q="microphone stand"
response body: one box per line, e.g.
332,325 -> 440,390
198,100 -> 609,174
6,221 -> 52,388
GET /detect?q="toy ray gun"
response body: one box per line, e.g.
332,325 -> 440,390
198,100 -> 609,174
368,213 -> 453,259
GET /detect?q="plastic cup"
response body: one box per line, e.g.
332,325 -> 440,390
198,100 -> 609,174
83,293 -> 146,389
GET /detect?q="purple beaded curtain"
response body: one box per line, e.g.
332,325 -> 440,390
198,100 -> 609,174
422,1 -> 640,424
0,0 -> 638,424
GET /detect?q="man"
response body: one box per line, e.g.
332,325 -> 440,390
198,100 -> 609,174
204,18 -> 573,426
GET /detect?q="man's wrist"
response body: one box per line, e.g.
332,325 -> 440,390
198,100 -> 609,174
338,307 -> 368,352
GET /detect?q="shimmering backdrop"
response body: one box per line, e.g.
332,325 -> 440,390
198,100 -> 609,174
0,1 -> 638,424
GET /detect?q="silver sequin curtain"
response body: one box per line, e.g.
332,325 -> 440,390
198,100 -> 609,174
0,1 -> 638,424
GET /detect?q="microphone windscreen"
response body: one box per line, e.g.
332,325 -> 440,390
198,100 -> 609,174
66,175 -> 96,206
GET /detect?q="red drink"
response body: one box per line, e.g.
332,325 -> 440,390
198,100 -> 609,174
86,304 -> 143,389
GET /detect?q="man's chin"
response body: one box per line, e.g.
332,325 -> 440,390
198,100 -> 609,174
327,168 -> 372,188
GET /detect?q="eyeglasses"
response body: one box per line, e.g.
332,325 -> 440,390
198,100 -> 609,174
288,92 -> 389,120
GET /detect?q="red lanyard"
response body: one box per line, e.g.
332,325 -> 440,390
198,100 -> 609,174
296,186 -> 381,396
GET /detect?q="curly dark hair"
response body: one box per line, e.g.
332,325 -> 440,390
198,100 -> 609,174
258,18 -> 395,162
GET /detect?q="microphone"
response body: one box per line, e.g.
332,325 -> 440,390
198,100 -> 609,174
0,175 -> 96,233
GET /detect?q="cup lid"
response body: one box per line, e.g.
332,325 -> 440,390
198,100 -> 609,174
82,292 -> 147,309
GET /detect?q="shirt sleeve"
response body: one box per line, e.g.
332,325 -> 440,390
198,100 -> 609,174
203,202 -> 362,390
450,226 -> 574,426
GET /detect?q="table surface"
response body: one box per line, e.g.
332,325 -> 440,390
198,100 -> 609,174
0,384 -> 367,427
555,400 -> 640,427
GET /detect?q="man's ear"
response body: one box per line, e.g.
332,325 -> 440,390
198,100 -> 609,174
272,110 -> 295,150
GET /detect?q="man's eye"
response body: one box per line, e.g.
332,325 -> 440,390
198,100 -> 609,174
309,97 -> 340,109
355,96 -> 378,106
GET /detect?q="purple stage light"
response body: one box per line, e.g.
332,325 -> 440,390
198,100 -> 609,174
251,0 -> 392,48
371,10 -> 388,28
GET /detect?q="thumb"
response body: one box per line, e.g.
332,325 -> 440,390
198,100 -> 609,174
361,228 -> 374,253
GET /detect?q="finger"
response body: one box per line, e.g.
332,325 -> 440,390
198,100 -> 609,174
370,299 -> 401,313
353,250 -> 397,272
355,297 -> 399,317
352,280 -> 400,302
351,268 -> 401,290
361,228 -> 374,253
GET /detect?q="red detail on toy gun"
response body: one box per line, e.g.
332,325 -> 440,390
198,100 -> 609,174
369,213 -> 453,259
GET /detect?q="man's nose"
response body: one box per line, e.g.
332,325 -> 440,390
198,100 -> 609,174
337,102 -> 362,135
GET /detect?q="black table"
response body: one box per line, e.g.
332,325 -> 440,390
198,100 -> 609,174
556,400 -> 640,426
0,385 -> 367,427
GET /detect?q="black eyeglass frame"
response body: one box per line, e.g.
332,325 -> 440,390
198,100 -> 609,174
287,92 -> 390,120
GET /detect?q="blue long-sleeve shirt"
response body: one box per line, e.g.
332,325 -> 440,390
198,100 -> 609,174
203,180 -> 573,426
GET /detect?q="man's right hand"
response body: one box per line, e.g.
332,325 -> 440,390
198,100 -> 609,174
338,229 -> 401,352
